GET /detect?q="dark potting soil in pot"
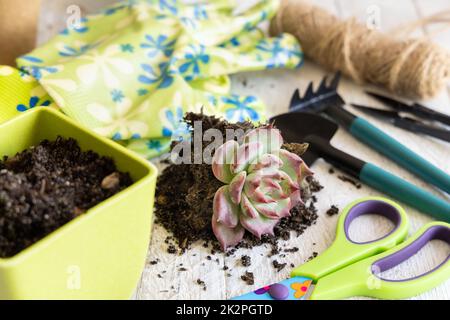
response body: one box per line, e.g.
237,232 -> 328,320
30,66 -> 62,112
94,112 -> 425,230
0,136 -> 133,258
155,113 -> 324,256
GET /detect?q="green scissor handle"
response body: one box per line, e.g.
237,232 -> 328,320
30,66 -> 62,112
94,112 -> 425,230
291,197 -> 410,281
310,221 -> 450,299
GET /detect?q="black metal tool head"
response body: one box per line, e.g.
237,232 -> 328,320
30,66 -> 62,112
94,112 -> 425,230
270,112 -> 339,166
289,72 -> 345,113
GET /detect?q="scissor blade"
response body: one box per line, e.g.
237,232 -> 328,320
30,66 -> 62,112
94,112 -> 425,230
351,103 -> 400,121
365,91 -> 411,112
394,118 -> 450,142
412,103 -> 450,126
352,104 -> 450,142
366,91 -> 450,126
232,276 -> 314,300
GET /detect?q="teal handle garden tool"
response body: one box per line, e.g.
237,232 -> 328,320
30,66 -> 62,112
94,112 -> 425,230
349,117 -> 450,193
271,112 -> 450,221
289,72 -> 450,194
359,163 -> 450,221
233,197 -> 450,300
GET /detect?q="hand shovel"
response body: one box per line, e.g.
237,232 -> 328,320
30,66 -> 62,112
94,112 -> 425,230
271,112 -> 450,222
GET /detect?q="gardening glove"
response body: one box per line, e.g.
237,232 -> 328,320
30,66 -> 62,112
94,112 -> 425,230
0,66 -> 55,124
13,0 -> 303,159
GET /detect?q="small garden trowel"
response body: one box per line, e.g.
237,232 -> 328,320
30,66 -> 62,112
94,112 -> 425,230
270,112 -> 450,222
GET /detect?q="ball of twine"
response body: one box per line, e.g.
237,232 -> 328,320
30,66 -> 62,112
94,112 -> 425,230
270,0 -> 450,99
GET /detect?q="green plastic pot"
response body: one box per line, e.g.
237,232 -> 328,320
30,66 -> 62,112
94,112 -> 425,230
0,108 -> 158,299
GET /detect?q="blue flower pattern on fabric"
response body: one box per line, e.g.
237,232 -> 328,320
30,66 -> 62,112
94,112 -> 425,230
60,17 -> 89,35
140,35 -> 176,58
146,139 -> 163,152
21,56 -> 43,63
20,66 -> 58,80
19,56 -> 59,80
179,4 -> 208,29
161,106 -> 190,139
120,44 -> 134,53
137,88 -> 149,96
58,44 -> 92,57
111,132 -> 140,141
112,132 -> 122,141
193,4 -> 208,20
179,45 -> 209,81
138,62 -> 174,89
257,38 -> 303,69
207,94 -> 218,107
16,96 -> 51,112
103,0 -> 136,15
222,95 -> 260,122
111,89 -> 125,102
158,0 -> 177,15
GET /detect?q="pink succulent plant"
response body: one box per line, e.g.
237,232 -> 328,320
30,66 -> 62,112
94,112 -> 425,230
211,127 -> 312,250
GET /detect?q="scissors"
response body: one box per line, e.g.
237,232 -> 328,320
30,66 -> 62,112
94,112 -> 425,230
233,197 -> 450,300
350,103 -> 450,143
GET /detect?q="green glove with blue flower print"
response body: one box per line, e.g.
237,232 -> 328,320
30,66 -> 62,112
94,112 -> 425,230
0,66 -> 55,124
14,0 -> 303,159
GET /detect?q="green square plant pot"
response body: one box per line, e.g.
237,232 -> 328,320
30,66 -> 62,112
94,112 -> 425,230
0,108 -> 158,299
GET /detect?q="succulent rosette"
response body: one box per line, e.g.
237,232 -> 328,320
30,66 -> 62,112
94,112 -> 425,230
211,127 -> 312,250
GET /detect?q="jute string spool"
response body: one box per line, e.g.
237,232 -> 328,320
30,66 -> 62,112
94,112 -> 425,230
270,0 -> 450,100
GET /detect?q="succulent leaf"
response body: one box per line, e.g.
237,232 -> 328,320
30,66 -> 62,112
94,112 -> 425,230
289,190 -> 302,209
239,211 -> 279,239
230,141 -> 262,174
278,149 -> 303,181
212,140 -> 238,183
244,127 -> 284,154
300,161 -> 313,180
212,209 -> 245,250
240,194 -> 259,218
253,196 -> 291,219
244,173 -> 277,204
211,127 -> 311,250
248,153 -> 283,173
229,171 -> 246,204
213,186 -> 239,228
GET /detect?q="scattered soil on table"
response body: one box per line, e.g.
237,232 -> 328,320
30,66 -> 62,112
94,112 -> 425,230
241,271 -> 255,285
307,252 -> 318,262
149,259 -> 159,265
0,136 -> 132,258
272,260 -> 287,272
326,205 -> 339,217
196,278 -> 207,291
338,175 -> 362,189
241,255 -> 251,267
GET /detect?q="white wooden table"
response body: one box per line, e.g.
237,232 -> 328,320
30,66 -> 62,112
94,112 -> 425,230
39,0 -> 450,300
